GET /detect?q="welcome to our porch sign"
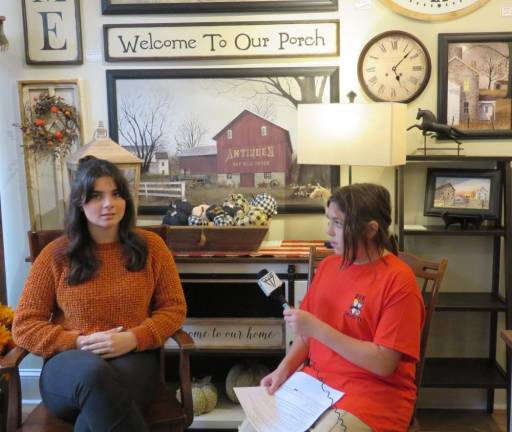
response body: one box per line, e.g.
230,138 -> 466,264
104,20 -> 339,61
165,318 -> 285,350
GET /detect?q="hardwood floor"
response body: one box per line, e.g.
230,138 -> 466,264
416,409 -> 506,432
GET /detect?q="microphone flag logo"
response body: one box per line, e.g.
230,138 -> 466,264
258,272 -> 281,297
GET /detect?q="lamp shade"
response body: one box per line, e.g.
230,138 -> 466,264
297,103 -> 407,167
66,122 -> 143,211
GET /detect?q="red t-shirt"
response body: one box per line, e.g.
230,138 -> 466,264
300,253 -> 424,432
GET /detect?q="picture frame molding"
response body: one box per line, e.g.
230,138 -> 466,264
106,67 -> 340,215
101,0 -> 338,14
424,168 -> 502,220
437,32 -> 512,140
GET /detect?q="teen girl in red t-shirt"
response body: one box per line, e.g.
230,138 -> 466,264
242,183 -> 424,432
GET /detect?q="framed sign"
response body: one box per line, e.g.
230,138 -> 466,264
438,32 -> 512,140
102,0 -> 337,14
104,20 -> 339,62
22,0 -> 83,65
164,318 -> 285,350
106,67 -> 340,215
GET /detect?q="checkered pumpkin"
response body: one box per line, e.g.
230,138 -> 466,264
250,193 -> 278,217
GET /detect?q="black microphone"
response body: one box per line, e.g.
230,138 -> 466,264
257,269 -> 290,309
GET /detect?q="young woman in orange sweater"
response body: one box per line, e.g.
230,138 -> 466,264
13,156 -> 187,432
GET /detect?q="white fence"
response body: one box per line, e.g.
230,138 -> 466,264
139,181 -> 186,200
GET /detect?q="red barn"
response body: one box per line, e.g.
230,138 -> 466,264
213,110 -> 293,188
177,144 -> 217,180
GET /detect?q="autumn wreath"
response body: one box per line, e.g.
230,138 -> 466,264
15,93 -> 80,159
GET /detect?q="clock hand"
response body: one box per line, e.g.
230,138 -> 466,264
393,49 -> 413,70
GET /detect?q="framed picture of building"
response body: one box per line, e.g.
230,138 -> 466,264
437,32 -> 512,139
102,0 -> 337,14
106,67 -> 340,215
424,168 -> 501,220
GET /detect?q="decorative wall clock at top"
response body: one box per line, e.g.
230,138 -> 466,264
379,0 -> 489,21
358,30 -> 431,103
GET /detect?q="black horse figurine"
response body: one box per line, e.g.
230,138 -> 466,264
407,109 -> 465,145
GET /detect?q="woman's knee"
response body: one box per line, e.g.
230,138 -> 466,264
44,350 -> 117,390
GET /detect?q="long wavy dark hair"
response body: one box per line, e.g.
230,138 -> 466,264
65,156 -> 147,285
327,183 -> 397,267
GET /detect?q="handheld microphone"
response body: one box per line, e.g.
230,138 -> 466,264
257,269 -> 290,309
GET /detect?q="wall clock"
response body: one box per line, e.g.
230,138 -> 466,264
379,0 -> 489,21
357,30 -> 431,103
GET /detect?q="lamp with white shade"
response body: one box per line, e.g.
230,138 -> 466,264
297,102 -> 407,183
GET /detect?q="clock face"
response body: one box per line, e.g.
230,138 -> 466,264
379,0 -> 489,21
358,31 -> 431,103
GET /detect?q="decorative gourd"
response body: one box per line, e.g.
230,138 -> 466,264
176,376 -> 218,416
225,363 -> 270,403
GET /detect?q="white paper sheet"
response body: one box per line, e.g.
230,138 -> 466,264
234,371 -> 344,432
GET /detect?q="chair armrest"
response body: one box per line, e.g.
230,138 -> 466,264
0,346 -> 30,371
0,346 -> 29,432
169,329 -> 195,352
170,329 -> 195,427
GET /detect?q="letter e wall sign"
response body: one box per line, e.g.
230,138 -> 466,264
22,0 -> 83,65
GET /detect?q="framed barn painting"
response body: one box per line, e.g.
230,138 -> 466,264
424,168 -> 501,220
102,0 -> 337,14
106,67 -> 340,215
437,32 -> 512,139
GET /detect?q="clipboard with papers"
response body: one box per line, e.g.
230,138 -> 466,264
234,371 -> 344,432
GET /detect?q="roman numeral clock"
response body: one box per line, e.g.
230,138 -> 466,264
379,0 -> 489,21
357,30 -> 431,103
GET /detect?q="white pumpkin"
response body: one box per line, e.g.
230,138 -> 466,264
225,363 -> 270,403
176,376 -> 218,416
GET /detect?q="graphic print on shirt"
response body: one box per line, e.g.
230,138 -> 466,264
345,294 -> 366,320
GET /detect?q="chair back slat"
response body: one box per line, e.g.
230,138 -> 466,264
28,230 -> 63,262
307,246 -> 335,288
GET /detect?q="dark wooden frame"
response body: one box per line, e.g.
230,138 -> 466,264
106,67 -> 340,215
437,32 -> 512,139
21,0 -> 83,65
102,0 -> 337,14
424,168 -> 502,220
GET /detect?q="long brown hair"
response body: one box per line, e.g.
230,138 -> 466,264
327,183 -> 397,267
65,156 -> 147,285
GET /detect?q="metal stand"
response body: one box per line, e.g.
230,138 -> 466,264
418,134 -> 464,156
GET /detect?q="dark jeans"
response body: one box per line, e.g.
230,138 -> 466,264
40,349 -> 160,432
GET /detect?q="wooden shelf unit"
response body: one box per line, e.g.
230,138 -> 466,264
396,155 -> 512,414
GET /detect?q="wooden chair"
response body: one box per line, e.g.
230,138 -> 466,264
0,227 -> 195,432
307,247 -> 448,431
398,251 -> 447,431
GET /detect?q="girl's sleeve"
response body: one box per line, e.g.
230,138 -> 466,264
12,244 -> 80,358
373,271 -> 424,362
130,235 -> 187,351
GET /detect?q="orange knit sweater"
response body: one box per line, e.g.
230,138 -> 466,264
13,229 -> 187,359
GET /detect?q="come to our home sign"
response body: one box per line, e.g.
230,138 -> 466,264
104,20 -> 339,61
